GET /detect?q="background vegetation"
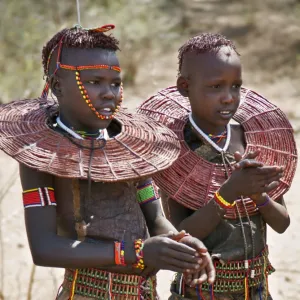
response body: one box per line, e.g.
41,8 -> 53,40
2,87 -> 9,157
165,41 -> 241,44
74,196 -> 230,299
1,0 -> 300,299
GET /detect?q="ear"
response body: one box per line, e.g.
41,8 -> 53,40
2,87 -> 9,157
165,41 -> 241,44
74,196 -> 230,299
49,74 -> 63,98
177,76 -> 189,97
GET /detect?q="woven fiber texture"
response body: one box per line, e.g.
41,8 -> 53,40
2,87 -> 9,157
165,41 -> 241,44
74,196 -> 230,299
138,87 -> 298,216
0,98 -> 180,182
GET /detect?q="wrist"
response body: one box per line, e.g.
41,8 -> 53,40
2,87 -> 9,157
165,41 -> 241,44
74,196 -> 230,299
218,184 -> 237,204
214,190 -> 236,209
124,241 -> 137,265
255,194 -> 271,208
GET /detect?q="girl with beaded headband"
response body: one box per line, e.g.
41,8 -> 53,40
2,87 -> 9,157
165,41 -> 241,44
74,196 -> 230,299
0,24 -> 218,300
138,33 -> 297,300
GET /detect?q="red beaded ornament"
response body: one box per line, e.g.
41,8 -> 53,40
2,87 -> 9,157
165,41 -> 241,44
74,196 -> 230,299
75,71 -> 122,120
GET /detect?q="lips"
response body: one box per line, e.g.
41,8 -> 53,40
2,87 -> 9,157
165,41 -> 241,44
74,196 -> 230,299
218,110 -> 234,119
96,103 -> 116,116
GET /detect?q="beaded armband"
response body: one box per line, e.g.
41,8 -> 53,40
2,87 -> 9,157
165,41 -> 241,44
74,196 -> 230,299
136,181 -> 159,205
214,191 -> 236,209
22,187 -> 56,209
133,239 -> 145,270
114,241 -> 126,266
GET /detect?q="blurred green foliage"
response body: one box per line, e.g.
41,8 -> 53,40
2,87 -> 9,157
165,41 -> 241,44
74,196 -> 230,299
0,0 -> 184,103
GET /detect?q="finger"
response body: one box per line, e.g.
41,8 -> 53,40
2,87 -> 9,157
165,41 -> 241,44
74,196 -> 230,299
162,255 -> 201,272
256,166 -> 283,174
163,247 -> 202,264
234,151 -> 243,163
243,149 -> 261,160
163,230 -> 186,240
236,159 -> 263,169
264,181 -> 280,193
191,268 -> 207,285
204,256 -> 216,284
185,240 -> 208,254
257,173 -> 283,185
207,266 -> 216,284
168,239 -> 198,255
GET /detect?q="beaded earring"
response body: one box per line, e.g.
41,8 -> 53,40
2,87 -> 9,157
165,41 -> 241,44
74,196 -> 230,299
75,71 -> 122,120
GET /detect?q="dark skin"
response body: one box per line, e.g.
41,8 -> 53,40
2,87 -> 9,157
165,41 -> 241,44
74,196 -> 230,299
22,47 -> 215,283
164,46 -> 289,244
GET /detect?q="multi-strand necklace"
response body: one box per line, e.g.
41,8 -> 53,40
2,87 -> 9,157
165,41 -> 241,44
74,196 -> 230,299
188,113 -> 231,152
189,112 -> 256,283
56,116 -> 108,140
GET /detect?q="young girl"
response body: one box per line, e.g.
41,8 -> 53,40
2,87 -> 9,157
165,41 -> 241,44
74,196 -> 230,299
138,33 -> 297,299
0,25 -> 217,299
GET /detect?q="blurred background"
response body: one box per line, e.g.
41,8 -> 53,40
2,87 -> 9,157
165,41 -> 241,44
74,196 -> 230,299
0,0 -> 299,299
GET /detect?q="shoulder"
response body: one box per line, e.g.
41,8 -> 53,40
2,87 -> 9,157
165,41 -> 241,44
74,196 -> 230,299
19,163 -> 54,190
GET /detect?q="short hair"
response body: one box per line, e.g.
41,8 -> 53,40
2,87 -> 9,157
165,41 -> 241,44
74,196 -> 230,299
178,33 -> 239,73
42,26 -> 120,76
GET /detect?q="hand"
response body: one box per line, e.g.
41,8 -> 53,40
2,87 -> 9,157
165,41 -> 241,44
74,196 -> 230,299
233,150 -> 283,201
220,153 -> 283,202
178,235 -> 215,285
143,236 -> 201,273
160,230 -> 186,241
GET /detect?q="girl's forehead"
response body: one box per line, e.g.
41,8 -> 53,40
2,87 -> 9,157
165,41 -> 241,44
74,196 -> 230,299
183,49 -> 241,78
62,48 -> 119,66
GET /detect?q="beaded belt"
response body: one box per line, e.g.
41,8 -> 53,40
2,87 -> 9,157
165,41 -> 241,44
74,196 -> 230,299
200,247 -> 274,293
172,247 -> 274,297
62,268 -> 157,299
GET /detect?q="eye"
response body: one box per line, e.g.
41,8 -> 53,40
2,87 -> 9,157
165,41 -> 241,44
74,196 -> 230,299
210,84 -> 220,89
87,80 -> 99,85
111,82 -> 121,88
232,84 -> 242,89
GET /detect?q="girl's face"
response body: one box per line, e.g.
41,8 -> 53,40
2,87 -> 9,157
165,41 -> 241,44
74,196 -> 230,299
178,47 -> 242,135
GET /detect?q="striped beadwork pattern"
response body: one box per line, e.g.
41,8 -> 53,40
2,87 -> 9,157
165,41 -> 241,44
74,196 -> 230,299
201,247 -> 274,293
63,268 -> 157,299
138,87 -> 298,217
137,181 -> 159,205
22,187 -> 56,208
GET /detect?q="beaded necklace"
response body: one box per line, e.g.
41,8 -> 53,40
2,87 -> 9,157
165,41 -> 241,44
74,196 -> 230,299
188,113 -> 231,153
56,116 -> 108,140
189,112 -> 256,295
208,130 -> 227,144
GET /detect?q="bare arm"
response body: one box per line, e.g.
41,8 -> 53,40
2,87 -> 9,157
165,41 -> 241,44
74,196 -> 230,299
164,162 -> 283,240
161,191 -> 224,240
20,163 -> 138,271
255,195 -> 290,234
139,179 -> 178,236
21,165 -> 204,274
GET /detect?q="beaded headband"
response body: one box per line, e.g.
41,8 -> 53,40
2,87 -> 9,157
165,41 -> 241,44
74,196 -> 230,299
41,24 -> 122,121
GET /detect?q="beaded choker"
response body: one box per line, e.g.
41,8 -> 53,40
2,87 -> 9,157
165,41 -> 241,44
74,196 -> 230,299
188,113 -> 231,153
56,116 -> 108,140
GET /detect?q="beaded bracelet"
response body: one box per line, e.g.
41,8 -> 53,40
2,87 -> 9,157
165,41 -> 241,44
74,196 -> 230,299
114,241 -> 126,266
214,191 -> 236,209
114,241 -> 121,265
133,239 -> 145,270
120,240 -> 126,266
256,195 -> 271,208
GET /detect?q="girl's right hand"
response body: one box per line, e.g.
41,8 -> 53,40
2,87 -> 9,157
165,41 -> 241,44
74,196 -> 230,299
220,151 -> 283,202
143,236 -> 202,273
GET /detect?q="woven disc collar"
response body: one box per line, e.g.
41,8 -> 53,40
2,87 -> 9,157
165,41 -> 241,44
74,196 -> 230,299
0,98 -> 180,182
138,87 -> 298,211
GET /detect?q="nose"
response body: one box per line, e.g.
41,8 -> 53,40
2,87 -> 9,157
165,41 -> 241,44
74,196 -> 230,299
221,89 -> 234,104
102,85 -> 115,100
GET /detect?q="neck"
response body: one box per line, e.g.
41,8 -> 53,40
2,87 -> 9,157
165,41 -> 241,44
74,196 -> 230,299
59,113 -> 108,134
191,113 -> 226,135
